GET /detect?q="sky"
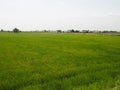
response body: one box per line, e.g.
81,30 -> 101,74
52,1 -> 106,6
0,0 -> 120,31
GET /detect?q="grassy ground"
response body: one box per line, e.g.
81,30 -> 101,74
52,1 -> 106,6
0,32 -> 120,90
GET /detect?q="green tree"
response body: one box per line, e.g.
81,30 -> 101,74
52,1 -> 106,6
1,29 -> 4,32
13,28 -> 20,33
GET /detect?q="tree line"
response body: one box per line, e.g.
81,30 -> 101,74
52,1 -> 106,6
1,28 -> 20,33
0,28 -> 119,33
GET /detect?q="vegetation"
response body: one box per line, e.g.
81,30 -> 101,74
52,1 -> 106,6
1,28 -> 120,34
0,33 -> 120,90
1,29 -> 4,32
13,28 -> 20,33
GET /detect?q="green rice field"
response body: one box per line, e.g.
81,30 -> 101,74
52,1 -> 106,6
0,33 -> 120,90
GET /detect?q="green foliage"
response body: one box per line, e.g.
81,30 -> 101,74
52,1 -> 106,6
13,28 -> 20,33
0,33 -> 120,90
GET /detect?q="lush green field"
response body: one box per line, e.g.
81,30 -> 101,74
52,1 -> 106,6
0,33 -> 120,90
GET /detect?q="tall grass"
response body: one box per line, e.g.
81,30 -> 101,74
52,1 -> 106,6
0,33 -> 120,90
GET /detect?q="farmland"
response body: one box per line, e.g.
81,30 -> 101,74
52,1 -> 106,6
0,32 -> 120,90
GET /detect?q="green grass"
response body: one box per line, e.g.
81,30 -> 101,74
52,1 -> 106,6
0,32 -> 120,90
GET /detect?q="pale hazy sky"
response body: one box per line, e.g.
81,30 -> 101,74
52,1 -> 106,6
0,0 -> 120,31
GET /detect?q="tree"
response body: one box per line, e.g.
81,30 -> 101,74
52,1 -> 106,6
82,30 -> 89,33
68,29 -> 75,33
70,29 -> 75,33
74,30 -> 79,33
13,28 -> 20,33
57,30 -> 62,33
1,29 -> 4,32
